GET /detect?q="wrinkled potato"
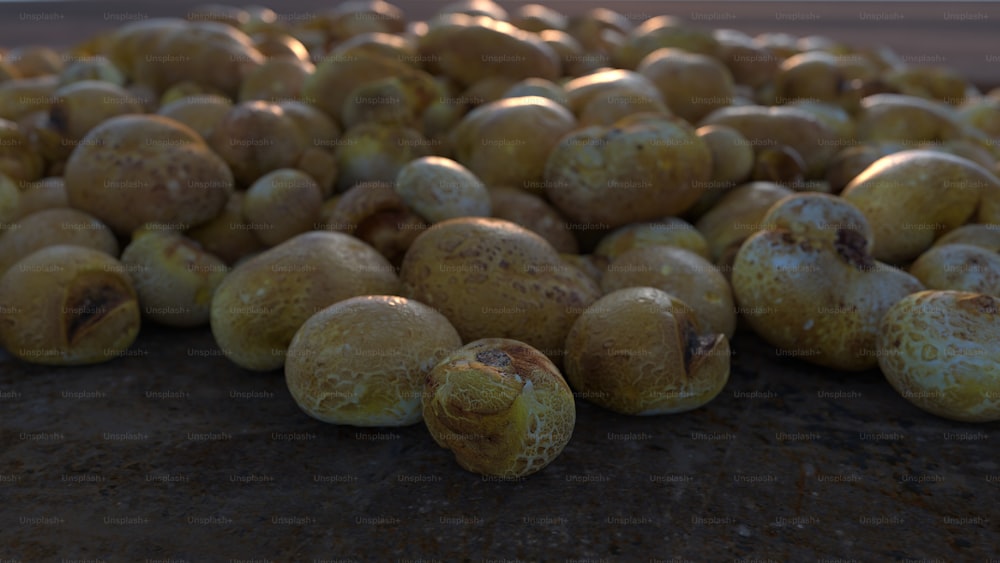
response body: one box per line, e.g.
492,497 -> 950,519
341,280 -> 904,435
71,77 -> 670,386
394,156 -> 490,223
423,337 -> 576,477
210,231 -> 401,371
120,228 -> 229,327
287,295 -> 463,427
564,286 -> 730,415
544,114 -> 711,228
450,96 -> 576,189
208,101 -> 308,187
602,246 -> 736,338
64,114 -> 234,236
841,150 -> 998,264
0,245 -> 140,365
400,217 -> 600,364
488,186 -> 577,254
0,208 -> 119,275
243,169 -> 323,246
877,291 -> 1000,423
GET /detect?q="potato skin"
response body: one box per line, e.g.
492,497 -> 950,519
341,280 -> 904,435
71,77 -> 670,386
0,208 -> 119,276
64,114 -> 234,236
877,291 -> 1000,423
210,231 -> 401,371
423,337 -> 576,477
0,245 -> 140,365
286,295 -> 463,427
399,217 -> 600,364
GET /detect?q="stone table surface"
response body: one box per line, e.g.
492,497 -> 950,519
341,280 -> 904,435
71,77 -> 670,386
3,325 -> 997,562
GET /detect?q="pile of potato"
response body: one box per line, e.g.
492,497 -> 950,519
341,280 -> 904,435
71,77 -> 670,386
1,0 -> 999,477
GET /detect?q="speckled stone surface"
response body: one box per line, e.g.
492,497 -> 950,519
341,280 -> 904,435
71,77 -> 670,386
2,325 -> 997,562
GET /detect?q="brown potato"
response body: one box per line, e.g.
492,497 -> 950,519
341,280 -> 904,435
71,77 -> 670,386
156,94 -> 233,140
637,48 -> 735,124
50,80 -> 144,141
909,244 -> 1000,296
615,15 -> 720,70
0,119 -> 45,183
185,191 -> 265,265
208,101 -> 307,186
243,169 -> 323,246
64,114 -> 234,236
488,186 -> 577,254
325,181 -> 428,266
594,218 -> 710,263
335,122 -> 435,191
238,58 -> 314,103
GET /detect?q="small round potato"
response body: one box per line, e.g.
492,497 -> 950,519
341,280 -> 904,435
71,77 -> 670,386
156,94 -> 233,140
564,286 -> 730,415
0,245 -> 140,365
594,218 -> 711,263
185,191 -> 265,265
335,122 -> 435,192
423,337 -> 576,477
637,48 -> 735,124
394,156 -> 491,223
49,80 -> 144,141
208,101 -> 308,187
909,244 -> 1000,296
878,291 -> 1000,423
488,186 -> 577,254
120,228 -> 229,327
286,295 -> 463,427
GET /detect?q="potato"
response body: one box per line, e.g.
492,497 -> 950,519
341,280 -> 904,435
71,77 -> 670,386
773,51 -> 845,104
120,228 -> 229,327
340,75 -> 432,129
208,101 -> 307,186
512,3 -> 568,32
50,80 -> 144,141
243,169 -> 323,246
577,86 -> 669,127
335,122 -> 434,191
562,69 -> 662,115
594,218 -> 710,263
0,208 -> 118,275
417,14 -> 561,87
699,105 -> 841,179
423,337 -> 576,477
238,58 -> 314,103
57,56 -> 126,87
696,124 -> 754,187
0,76 -> 59,122
328,32 -> 418,65
502,78 -> 568,106
877,291 -> 1000,423
602,246 -> 736,338
637,48 -> 735,124
0,245 -> 140,365
564,286 -> 730,415
488,186 -> 577,254
543,114 -> 711,228
286,295 -> 463,427
615,15 -> 720,70
210,231 -> 400,371
825,142 -> 903,194
909,244 -> 1000,296
64,114 -> 234,236
156,94 -> 233,140
276,100 -> 342,151
856,93 -> 970,144
932,224 -> 1000,252
0,174 -> 20,228
250,32 -> 311,62
841,150 -> 998,264
437,0 -> 510,20
394,156 -> 490,223
400,217 -> 600,364
714,31 -> 779,89
4,46 -> 62,78
0,119 -> 44,183
731,194 -> 924,371
324,181 -> 427,266
450,96 -> 576,189
185,191 -> 264,265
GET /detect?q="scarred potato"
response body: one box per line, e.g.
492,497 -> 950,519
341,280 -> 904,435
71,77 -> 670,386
286,295 -> 463,427
731,193 -> 924,371
0,245 -> 140,365
564,286 -> 730,415
209,231 -> 400,371
423,337 -> 576,477
64,114 -> 234,236
543,114 -> 712,228
877,291 -> 1000,423
399,217 -> 600,364
120,228 -> 229,327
